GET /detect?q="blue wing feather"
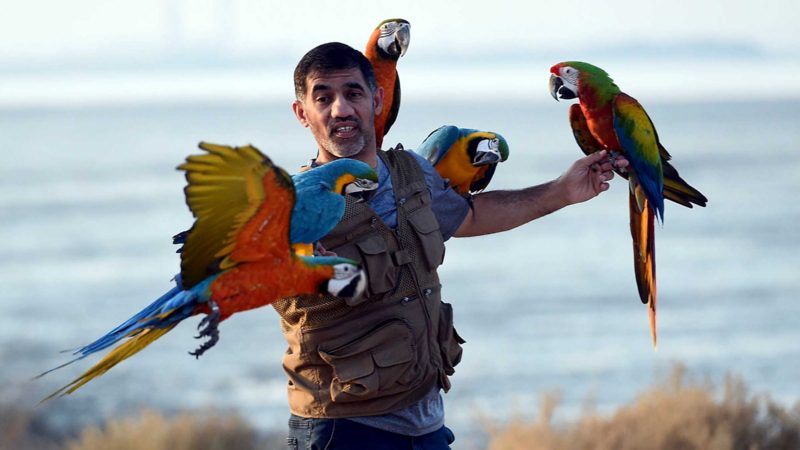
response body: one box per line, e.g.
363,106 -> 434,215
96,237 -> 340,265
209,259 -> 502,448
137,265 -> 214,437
612,94 -> 665,221
416,125 -> 461,165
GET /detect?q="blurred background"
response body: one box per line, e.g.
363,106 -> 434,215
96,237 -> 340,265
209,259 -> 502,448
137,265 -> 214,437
2,0 -> 799,448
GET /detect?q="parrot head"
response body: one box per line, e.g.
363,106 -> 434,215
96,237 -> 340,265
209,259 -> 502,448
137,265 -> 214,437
549,61 -> 618,102
373,18 -> 411,59
295,158 -> 379,195
316,257 -> 368,300
466,131 -> 509,167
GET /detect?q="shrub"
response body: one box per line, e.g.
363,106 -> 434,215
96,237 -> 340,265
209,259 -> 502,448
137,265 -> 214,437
487,365 -> 800,450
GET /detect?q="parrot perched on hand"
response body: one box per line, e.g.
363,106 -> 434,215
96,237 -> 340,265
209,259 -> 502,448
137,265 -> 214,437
415,125 -> 509,195
37,142 -> 367,400
173,158 -> 379,257
549,62 -> 707,348
365,18 -> 410,149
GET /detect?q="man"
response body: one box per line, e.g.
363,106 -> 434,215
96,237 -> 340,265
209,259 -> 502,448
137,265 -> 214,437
277,42 -> 627,450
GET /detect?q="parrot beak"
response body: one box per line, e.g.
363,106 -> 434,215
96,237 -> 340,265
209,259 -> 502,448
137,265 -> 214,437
473,139 -> 502,166
549,74 -> 577,101
396,24 -> 411,57
344,178 -> 378,194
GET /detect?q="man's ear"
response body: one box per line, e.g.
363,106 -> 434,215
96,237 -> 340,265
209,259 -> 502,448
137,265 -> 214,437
373,86 -> 384,116
292,100 -> 309,127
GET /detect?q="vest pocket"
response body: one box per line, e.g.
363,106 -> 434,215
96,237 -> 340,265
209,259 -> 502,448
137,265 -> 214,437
354,235 -> 398,296
318,320 -> 420,403
437,301 -> 465,392
407,208 -> 445,271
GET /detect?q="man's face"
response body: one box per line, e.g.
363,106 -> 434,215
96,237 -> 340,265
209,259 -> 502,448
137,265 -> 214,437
293,68 -> 383,160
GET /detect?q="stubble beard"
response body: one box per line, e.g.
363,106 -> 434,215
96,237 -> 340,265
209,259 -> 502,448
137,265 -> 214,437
314,117 -> 375,159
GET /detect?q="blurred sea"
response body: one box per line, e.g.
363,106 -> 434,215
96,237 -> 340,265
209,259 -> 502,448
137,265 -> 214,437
1,96 -> 799,438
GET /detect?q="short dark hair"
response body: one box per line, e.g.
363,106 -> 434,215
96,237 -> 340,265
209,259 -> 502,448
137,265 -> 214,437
293,42 -> 377,100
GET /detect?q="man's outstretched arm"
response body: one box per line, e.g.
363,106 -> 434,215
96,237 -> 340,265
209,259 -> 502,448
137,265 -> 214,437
454,150 -> 627,237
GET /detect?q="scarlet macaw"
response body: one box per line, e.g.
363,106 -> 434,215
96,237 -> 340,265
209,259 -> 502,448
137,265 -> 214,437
365,18 -> 410,149
549,62 -> 707,348
38,142 -> 367,400
415,125 -> 509,195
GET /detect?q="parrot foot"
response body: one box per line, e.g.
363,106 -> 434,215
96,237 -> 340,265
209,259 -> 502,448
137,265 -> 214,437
189,300 -> 220,359
609,151 -> 626,173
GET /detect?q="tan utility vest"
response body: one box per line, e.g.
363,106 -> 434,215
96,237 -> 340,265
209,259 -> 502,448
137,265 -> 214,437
273,148 -> 465,418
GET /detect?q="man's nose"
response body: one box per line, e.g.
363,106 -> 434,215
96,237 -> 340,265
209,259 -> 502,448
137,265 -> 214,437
331,95 -> 355,118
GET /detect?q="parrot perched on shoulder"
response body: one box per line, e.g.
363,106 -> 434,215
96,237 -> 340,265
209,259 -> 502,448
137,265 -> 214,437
365,18 -> 410,149
173,158 -> 379,257
37,142 -> 367,400
415,125 -> 509,195
549,62 -> 707,349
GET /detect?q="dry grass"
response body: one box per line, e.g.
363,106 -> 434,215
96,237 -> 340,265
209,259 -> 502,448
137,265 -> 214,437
487,365 -> 800,450
63,409 -> 262,450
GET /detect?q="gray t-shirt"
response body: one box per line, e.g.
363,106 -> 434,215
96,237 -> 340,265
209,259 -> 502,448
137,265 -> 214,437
346,151 -> 470,436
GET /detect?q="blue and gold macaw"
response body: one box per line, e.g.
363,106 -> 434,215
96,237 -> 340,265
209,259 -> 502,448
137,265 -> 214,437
415,125 -> 509,195
37,142 -> 368,400
549,62 -> 707,348
290,159 -> 378,255
174,157 -> 378,257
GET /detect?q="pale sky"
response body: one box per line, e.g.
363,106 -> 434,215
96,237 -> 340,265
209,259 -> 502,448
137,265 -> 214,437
3,0 -> 799,62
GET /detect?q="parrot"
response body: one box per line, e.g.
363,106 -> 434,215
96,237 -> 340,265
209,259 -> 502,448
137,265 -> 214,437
415,125 -> 509,195
173,158 -> 379,257
549,62 -> 707,349
37,142 -> 368,400
365,18 -> 410,149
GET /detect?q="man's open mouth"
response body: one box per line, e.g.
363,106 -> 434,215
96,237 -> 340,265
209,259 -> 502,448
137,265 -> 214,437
331,123 -> 359,139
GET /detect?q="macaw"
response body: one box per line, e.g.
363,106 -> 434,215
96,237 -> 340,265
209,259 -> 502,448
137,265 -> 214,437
415,125 -> 509,195
173,158 -> 379,257
365,18 -> 410,149
549,62 -> 707,348
37,142 -> 367,400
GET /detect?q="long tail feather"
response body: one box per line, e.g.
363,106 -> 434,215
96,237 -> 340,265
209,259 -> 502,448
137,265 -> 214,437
35,279 -> 198,381
41,325 -> 176,402
629,189 -> 657,349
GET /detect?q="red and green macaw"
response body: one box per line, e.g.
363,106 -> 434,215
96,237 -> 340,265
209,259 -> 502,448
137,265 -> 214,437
549,62 -> 707,348
38,143 -> 367,400
365,18 -> 410,149
415,125 -> 510,195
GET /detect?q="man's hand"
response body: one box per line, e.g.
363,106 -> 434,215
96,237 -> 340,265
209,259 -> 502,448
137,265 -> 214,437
555,150 -> 629,205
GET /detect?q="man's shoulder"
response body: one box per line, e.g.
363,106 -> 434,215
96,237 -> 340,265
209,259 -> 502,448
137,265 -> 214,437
383,145 -> 436,176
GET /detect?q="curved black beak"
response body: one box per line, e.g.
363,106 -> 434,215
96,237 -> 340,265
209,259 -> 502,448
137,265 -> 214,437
549,74 -> 577,101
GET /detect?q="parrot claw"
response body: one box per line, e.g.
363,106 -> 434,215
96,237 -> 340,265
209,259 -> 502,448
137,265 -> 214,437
189,300 -> 220,358
609,151 -> 627,174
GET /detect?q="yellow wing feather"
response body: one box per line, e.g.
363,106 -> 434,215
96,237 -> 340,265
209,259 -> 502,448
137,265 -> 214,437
177,142 -> 292,288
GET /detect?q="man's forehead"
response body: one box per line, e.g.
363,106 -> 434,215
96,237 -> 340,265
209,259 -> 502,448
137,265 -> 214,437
306,68 -> 367,90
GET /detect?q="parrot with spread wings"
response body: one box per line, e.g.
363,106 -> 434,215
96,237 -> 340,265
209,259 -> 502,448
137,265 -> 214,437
415,125 -> 509,195
38,143 -> 369,400
174,157 -> 379,256
549,62 -> 707,348
365,18 -> 410,149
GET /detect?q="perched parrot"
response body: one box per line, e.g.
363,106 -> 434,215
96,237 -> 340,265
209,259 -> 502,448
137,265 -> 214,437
173,158 -> 379,257
365,18 -> 410,149
37,142 -> 367,400
549,62 -> 707,348
415,125 -> 509,195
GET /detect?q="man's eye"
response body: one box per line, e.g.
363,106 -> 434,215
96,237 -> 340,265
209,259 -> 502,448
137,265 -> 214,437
316,97 -> 330,104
